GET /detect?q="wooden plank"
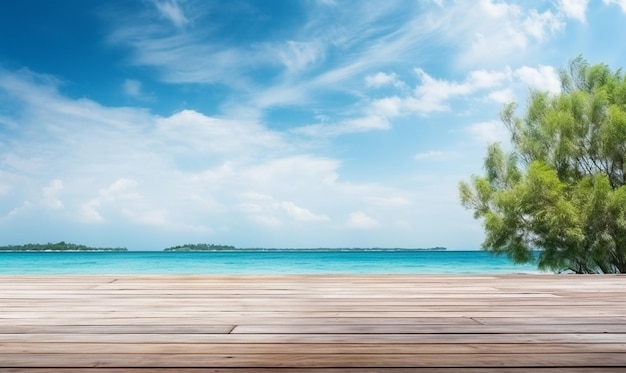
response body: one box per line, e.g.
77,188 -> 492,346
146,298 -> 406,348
2,342 -> 626,354
2,353 -> 626,368
3,369 -> 626,373
4,323 -> 626,335
1,333 -> 625,343
2,310 -> 624,318
230,323 -> 626,334
0,317 -> 484,326
0,325 -> 234,334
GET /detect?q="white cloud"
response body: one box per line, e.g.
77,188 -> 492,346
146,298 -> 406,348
346,211 -> 379,229
371,97 -> 403,117
152,0 -> 189,28
297,114 -> 390,137
239,193 -> 329,227
467,120 -> 510,144
435,1 -> 565,67
79,200 -> 103,223
122,207 -> 167,227
2,201 -> 33,221
413,151 -> 452,161
523,10 -> 564,42
603,0 -> 626,12
108,18 -> 259,87
559,0 -> 589,22
79,178 -> 141,223
365,196 -> 411,207
467,68 -> 512,89
404,67 -> 512,114
123,79 -> 142,97
251,215 -> 283,228
278,201 -> 329,222
122,79 -> 152,101
42,179 -> 64,209
514,65 -> 561,94
488,88 -> 516,104
275,41 -> 324,75
365,72 -> 405,89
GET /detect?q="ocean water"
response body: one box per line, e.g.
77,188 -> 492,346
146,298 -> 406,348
0,250 -> 542,275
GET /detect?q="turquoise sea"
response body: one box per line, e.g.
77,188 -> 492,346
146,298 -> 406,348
0,250 -> 542,275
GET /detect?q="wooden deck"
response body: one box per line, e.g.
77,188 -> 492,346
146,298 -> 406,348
1,274 -> 626,372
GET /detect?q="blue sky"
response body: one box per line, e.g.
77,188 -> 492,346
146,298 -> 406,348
1,0 -> 625,250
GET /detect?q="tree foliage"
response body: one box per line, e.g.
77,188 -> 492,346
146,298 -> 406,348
164,243 -> 236,251
0,242 -> 127,251
460,56 -> 626,273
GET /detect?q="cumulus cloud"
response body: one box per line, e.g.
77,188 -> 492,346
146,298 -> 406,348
467,120 -> 510,144
238,193 -> 329,225
79,179 -> 141,224
364,67 -> 514,116
42,179 -> 64,209
514,65 -> 561,94
365,72 -> 405,89
559,0 -> 589,22
488,88 -> 516,104
4,67 -> 434,249
435,1 -> 565,67
278,201 -> 329,222
408,67 -> 511,113
346,211 -> 380,229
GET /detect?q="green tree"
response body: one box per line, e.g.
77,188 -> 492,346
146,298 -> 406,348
459,56 -> 626,274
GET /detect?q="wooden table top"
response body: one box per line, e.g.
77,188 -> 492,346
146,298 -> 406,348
1,274 -> 625,372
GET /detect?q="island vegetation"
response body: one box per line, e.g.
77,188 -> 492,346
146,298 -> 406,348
164,243 -> 237,251
0,242 -> 127,252
164,244 -> 446,251
460,56 -> 626,274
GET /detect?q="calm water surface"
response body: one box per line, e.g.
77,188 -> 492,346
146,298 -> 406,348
0,250 -> 542,274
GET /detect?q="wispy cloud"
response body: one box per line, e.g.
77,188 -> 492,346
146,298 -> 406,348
122,79 -> 142,97
152,0 -> 189,28
274,40 -> 325,75
122,79 -> 154,101
603,0 -> 626,12
413,151 -> 453,161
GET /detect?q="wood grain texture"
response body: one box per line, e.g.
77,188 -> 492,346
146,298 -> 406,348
0,274 -> 625,371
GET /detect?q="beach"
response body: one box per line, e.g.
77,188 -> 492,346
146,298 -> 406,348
1,274 -> 625,371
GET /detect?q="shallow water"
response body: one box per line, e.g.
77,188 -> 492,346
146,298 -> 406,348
0,250 -> 542,274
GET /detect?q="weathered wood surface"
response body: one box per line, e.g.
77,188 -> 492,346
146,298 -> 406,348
0,275 -> 625,371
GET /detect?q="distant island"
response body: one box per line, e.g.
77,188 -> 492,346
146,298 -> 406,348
164,244 -> 446,252
0,242 -> 447,252
164,243 -> 237,251
0,242 -> 127,252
